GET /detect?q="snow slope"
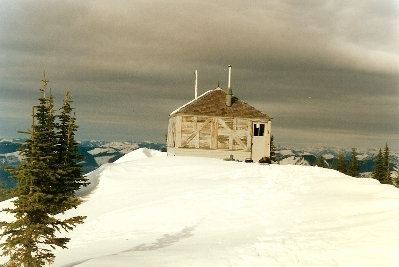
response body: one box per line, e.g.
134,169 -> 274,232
1,150 -> 399,266
114,148 -> 165,163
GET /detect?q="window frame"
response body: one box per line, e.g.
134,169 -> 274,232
253,123 -> 265,136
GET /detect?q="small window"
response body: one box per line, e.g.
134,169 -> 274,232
254,123 -> 265,136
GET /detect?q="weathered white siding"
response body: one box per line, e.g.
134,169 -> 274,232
167,147 -> 252,161
167,114 -> 271,161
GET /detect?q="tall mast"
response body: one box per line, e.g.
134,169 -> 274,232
226,65 -> 232,107
194,70 -> 198,99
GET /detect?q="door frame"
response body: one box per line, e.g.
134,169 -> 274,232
251,121 -> 267,161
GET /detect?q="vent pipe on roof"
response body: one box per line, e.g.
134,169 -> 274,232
194,70 -> 198,99
227,65 -> 232,89
226,65 -> 232,107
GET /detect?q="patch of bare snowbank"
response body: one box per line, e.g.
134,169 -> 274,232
114,148 -> 166,163
77,149 -> 165,197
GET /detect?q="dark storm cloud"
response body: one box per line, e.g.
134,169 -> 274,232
0,0 -> 398,150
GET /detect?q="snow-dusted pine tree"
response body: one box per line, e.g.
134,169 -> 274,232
54,90 -> 89,212
0,76 -> 87,267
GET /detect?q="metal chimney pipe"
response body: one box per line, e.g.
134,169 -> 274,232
194,70 -> 198,99
227,65 -> 232,89
226,65 -> 232,107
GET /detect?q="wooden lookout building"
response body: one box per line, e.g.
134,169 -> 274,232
167,66 -> 272,162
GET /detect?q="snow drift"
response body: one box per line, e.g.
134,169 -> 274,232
1,149 -> 399,266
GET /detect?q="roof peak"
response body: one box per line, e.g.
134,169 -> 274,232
169,88 -> 270,120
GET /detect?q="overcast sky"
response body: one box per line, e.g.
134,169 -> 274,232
0,0 -> 398,151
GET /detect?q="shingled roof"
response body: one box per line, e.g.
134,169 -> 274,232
170,88 -> 271,120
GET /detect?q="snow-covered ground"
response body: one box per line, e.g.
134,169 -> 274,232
1,148 -> 399,266
92,155 -> 116,166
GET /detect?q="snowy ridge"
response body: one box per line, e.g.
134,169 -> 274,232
279,149 -> 294,156
279,156 -> 310,166
87,147 -> 110,155
1,150 -> 399,266
114,148 -> 166,163
87,142 -> 139,156
2,151 -> 23,162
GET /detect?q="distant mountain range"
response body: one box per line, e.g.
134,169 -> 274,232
1,139 -> 398,189
275,146 -> 399,177
0,139 -> 166,189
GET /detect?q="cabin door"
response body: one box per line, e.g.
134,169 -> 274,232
252,122 -> 267,162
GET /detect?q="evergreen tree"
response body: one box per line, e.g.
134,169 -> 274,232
270,135 -> 276,162
347,148 -> 360,177
54,90 -> 89,211
394,169 -> 399,188
315,155 -> 326,168
0,76 -> 87,266
372,148 -> 386,184
383,143 -> 392,184
335,151 -> 347,174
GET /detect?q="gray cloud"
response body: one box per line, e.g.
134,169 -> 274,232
0,0 -> 398,150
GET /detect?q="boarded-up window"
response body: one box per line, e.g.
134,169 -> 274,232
233,136 -> 247,151
236,119 -> 248,131
217,135 -> 229,149
199,121 -> 211,149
